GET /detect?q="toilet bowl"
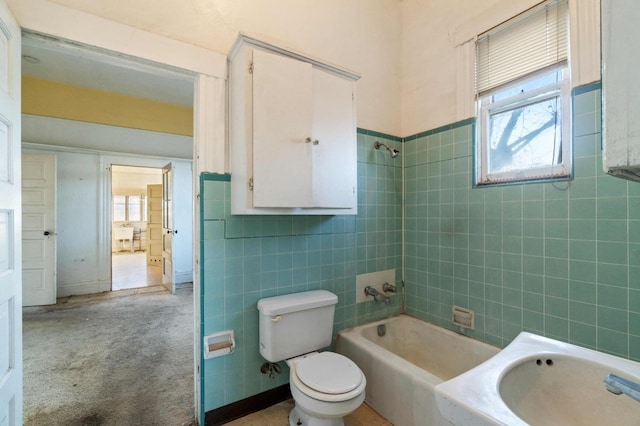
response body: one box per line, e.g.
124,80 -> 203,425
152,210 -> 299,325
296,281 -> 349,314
286,352 -> 366,426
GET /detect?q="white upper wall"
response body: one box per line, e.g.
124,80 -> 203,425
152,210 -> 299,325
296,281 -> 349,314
112,165 -> 162,196
11,0 -> 601,138
400,0 -> 601,136
37,0 -> 404,136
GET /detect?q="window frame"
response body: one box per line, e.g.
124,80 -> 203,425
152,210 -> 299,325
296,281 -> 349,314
112,194 -> 147,222
473,0 -> 571,186
475,63 -> 571,186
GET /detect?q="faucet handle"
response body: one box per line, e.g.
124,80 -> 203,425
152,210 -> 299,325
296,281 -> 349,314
364,285 -> 379,297
382,283 -> 397,293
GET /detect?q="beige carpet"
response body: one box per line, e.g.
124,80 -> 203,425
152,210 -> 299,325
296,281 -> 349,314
23,286 -> 195,426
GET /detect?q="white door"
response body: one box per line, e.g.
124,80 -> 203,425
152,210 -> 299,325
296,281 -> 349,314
146,184 -> 162,266
22,154 -> 56,306
0,1 -> 22,424
161,163 -> 174,293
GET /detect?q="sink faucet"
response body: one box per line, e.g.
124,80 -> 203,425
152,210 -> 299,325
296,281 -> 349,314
604,373 -> 640,402
364,286 -> 390,304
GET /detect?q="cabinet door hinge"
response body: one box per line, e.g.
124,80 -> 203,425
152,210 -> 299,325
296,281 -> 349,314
249,177 -> 254,191
248,62 -> 254,74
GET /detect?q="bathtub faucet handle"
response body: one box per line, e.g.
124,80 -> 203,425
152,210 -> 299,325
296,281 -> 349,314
365,286 -> 391,304
382,283 -> 396,293
364,285 -> 379,298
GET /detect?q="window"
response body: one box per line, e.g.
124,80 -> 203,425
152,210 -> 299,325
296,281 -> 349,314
475,0 -> 570,185
113,195 -> 147,222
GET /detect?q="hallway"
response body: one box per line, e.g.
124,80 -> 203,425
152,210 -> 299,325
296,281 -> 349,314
22,286 -> 194,426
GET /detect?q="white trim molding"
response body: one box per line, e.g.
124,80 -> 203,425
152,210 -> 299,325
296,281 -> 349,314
194,75 -> 227,174
568,0 -> 601,86
7,0 -> 226,79
455,39 -> 476,122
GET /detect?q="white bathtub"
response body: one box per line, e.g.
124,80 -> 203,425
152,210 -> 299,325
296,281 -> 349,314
336,314 -> 499,426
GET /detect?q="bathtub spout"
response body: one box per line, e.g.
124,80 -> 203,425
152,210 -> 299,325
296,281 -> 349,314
379,294 -> 391,304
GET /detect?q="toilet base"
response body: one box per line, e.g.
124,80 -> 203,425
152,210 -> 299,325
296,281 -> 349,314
288,405 -> 344,426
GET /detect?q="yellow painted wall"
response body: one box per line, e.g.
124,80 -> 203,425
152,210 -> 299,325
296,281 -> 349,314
22,76 -> 193,136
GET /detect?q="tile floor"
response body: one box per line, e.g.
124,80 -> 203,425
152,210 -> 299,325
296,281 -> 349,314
111,252 -> 163,290
226,400 -> 391,426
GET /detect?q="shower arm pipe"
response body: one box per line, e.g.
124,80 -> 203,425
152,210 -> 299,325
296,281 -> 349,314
374,141 -> 400,158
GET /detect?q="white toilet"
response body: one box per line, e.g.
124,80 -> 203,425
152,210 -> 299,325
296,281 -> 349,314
257,290 -> 366,426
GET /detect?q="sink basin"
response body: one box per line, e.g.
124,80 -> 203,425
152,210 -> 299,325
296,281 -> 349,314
435,332 -> 640,426
500,354 -> 639,425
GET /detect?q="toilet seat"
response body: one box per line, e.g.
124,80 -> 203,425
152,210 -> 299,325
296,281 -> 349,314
297,352 -> 363,394
290,352 -> 366,403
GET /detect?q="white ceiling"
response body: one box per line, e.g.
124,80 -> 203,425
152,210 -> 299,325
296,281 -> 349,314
22,34 -> 194,106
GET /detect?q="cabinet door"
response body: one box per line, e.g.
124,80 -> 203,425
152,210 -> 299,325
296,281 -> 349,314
311,69 -> 356,208
252,49 -> 314,207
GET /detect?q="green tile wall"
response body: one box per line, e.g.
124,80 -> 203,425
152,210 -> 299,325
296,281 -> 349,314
199,82 -> 640,416
200,130 -> 402,411
405,84 -> 640,362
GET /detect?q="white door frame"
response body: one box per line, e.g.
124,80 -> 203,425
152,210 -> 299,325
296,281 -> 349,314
102,156 -> 190,293
8,1 -> 228,423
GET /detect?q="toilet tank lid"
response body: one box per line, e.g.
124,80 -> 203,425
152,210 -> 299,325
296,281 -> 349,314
257,290 -> 338,316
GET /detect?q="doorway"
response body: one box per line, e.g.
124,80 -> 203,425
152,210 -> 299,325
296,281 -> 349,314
12,3 -> 227,418
20,30 -> 199,424
111,165 -> 162,291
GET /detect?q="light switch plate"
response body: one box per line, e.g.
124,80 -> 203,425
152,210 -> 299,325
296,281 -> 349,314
356,269 -> 396,303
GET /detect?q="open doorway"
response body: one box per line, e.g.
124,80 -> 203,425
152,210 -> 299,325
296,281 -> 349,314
111,165 -> 163,291
11,2 -> 228,418
20,29 -> 200,424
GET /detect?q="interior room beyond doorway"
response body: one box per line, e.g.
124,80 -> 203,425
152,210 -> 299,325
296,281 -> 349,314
111,165 -> 162,291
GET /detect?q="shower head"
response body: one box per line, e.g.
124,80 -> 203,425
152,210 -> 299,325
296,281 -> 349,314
374,141 -> 400,159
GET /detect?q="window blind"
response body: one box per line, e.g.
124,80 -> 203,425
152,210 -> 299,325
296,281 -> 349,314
476,0 -> 568,95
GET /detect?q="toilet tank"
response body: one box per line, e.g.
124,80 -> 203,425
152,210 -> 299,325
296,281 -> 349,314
257,290 -> 338,362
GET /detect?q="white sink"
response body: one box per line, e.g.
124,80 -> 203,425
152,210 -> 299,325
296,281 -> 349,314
114,227 -> 134,240
435,332 -> 640,426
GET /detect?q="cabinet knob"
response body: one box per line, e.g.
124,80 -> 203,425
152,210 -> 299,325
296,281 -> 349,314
305,137 -> 320,145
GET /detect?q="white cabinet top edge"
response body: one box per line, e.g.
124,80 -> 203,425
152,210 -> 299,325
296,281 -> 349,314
228,33 -> 361,81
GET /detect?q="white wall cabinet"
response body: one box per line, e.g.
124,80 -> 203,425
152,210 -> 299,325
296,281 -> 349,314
602,0 -> 640,181
229,35 -> 360,214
